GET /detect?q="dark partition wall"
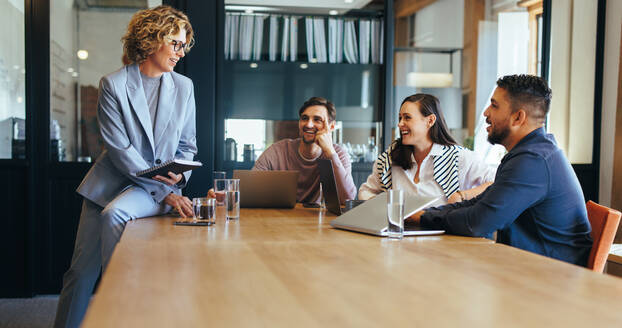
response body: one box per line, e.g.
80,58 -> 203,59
166,0 -> 220,198
0,166 -> 28,296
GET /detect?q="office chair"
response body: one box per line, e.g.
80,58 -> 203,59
586,201 -> 621,273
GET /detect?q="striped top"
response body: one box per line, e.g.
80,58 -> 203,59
358,142 -> 497,204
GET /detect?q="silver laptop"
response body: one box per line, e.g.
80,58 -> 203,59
330,192 -> 445,236
233,170 -> 298,208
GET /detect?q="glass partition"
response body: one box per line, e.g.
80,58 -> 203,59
0,0 -> 26,159
50,0 -> 161,162
221,3 -> 386,188
222,60 -> 382,169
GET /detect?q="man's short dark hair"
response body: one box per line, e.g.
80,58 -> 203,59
298,97 -> 336,122
496,74 -> 552,122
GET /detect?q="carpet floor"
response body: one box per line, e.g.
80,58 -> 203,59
0,295 -> 58,328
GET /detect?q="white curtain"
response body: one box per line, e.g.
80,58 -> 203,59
313,17 -> 327,63
238,15 -> 254,60
359,19 -> 370,64
289,16 -> 299,62
343,20 -> 358,64
229,14 -> 239,60
224,13 -> 231,59
305,17 -> 315,62
328,18 -> 344,63
252,15 -> 265,61
281,16 -> 290,62
268,15 -> 279,61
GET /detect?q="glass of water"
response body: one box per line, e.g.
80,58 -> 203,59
214,178 -> 228,207
387,189 -> 404,239
225,179 -> 240,220
192,197 -> 206,220
192,197 -> 216,225
202,198 -> 216,225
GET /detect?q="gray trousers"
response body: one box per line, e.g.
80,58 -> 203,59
54,186 -> 170,328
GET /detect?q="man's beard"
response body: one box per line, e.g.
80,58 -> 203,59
487,122 -> 510,145
301,128 -> 317,144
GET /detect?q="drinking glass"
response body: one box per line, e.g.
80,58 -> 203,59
214,178 -> 228,207
213,171 -> 226,181
225,179 -> 240,220
192,197 -> 205,220
213,171 -> 226,202
201,198 -> 216,225
192,197 -> 215,225
387,190 -> 404,239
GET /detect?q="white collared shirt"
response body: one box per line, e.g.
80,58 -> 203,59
358,144 -> 497,206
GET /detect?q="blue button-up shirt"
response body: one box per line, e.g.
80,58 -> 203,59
421,128 -> 592,266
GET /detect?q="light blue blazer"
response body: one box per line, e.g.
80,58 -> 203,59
77,64 -> 197,208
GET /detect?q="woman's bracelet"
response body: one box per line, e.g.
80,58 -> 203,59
457,190 -> 466,202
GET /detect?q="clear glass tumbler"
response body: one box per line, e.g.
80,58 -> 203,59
201,198 -> 216,225
387,189 -> 404,239
213,171 -> 226,181
192,197 -> 206,220
225,179 -> 240,220
214,178 -> 228,207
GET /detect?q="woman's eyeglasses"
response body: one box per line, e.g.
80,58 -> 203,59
168,39 -> 187,52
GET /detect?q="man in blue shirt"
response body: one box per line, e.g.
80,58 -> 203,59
413,74 -> 592,266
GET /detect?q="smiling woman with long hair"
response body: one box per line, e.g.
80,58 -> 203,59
358,94 -> 496,205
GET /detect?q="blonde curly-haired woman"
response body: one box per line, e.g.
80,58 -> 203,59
54,6 -> 197,327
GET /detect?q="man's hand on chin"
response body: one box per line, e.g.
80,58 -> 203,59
315,129 -> 336,157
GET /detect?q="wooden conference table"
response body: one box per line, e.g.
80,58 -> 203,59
82,205 -> 622,327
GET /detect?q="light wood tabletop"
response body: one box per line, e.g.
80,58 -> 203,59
82,205 -> 622,327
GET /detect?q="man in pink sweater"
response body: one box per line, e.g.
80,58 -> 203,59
253,97 -> 357,204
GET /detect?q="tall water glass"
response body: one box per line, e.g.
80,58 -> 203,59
387,190 -> 404,239
225,179 -> 240,220
213,171 -> 226,182
214,178 -> 228,207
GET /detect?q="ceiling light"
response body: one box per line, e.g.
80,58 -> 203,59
310,58 -> 318,63
329,10 -> 338,15
344,0 -> 354,3
250,63 -> 258,68
226,5 -> 273,12
300,63 -> 308,69
71,72 -> 79,78
77,50 -> 89,60
245,9 -> 253,14
67,67 -> 74,73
